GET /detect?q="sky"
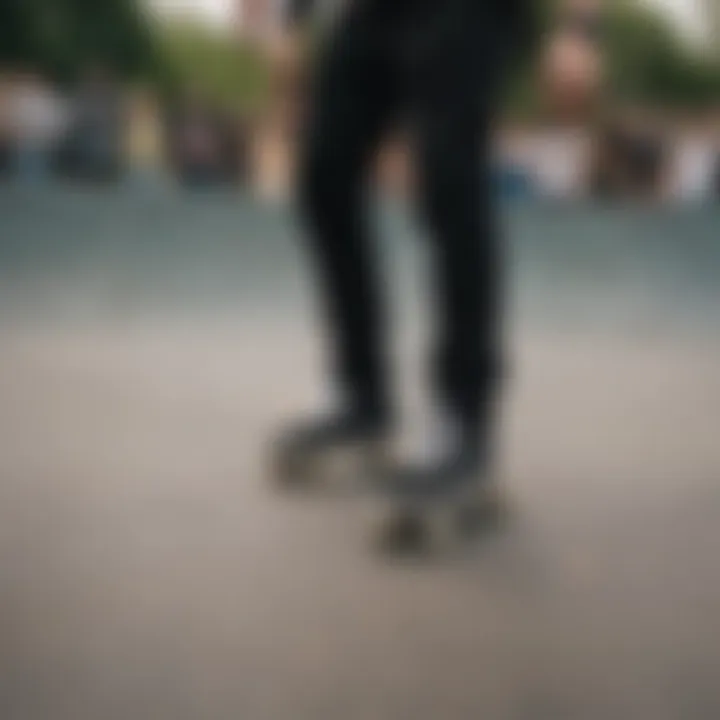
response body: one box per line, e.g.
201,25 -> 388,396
149,0 -> 235,27
651,0 -> 704,37
148,0 -> 704,39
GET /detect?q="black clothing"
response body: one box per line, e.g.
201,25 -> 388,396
295,0 -> 524,435
286,0 -> 539,55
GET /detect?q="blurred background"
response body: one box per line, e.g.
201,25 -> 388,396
1,2 -> 720,719
0,0 -> 718,199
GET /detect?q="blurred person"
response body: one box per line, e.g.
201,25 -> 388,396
670,114 -> 719,203
9,69 -> 68,183
270,0 -> 593,553
126,86 -> 167,187
66,65 -> 125,182
529,0 -> 604,201
494,126 -> 539,201
541,0 -> 604,124
0,70 -> 13,178
168,90 -> 224,188
528,121 -> 593,201
590,112 -> 670,202
251,31 -> 314,200
219,110 -> 253,187
710,108 -> 720,201
253,111 -> 293,201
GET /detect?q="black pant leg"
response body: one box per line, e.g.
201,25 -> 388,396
410,8 -> 508,430
297,11 -> 398,418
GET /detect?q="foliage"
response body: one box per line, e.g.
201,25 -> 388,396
2,0 -> 718,112
0,0 -> 156,81
603,0 -> 720,109
156,23 -> 270,112
505,0 -> 720,117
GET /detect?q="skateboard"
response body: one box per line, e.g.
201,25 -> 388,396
377,482 -> 507,557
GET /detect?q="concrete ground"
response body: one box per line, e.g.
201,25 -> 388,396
1,189 -> 719,719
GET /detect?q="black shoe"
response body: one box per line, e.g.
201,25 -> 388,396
273,407 -> 391,492
378,417 -> 504,556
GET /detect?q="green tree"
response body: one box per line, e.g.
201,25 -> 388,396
604,0 -> 720,108
157,23 -> 270,111
0,0 -> 157,81
704,0 -> 720,60
505,0 -> 720,116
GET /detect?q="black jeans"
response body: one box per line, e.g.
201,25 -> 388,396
298,0 -> 509,432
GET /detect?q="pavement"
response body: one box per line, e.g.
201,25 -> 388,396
1,188 -> 719,719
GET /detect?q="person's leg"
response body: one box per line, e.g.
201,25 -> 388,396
415,3 -> 508,457
297,10 -> 398,422
378,7 -> 512,552
379,2 -> 510,543
274,9 -> 399,486
419,115 -> 502,443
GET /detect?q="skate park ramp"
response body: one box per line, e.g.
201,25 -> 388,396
1,186 -> 719,719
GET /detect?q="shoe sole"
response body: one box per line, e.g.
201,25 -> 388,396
273,439 -> 392,495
